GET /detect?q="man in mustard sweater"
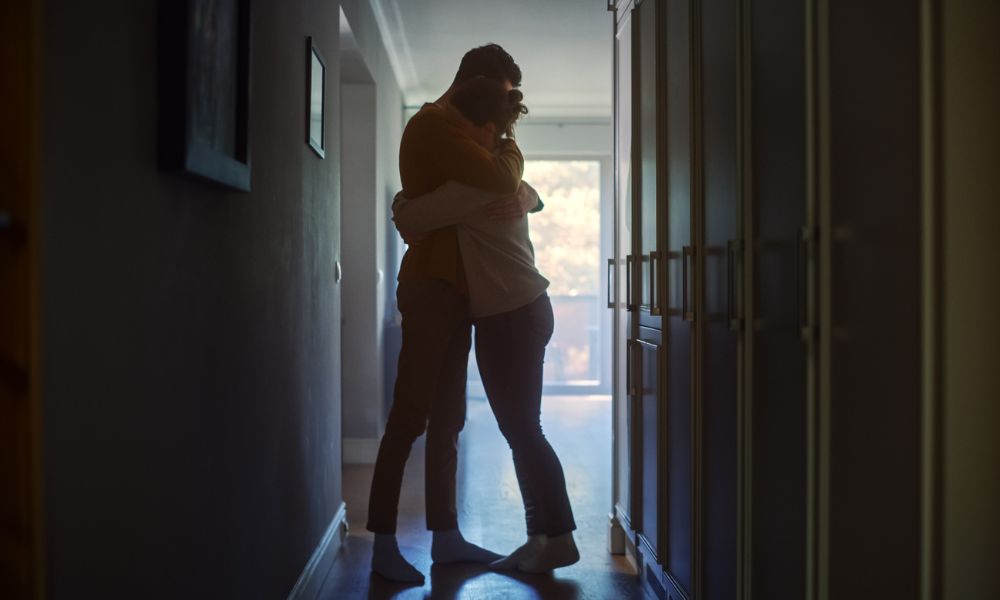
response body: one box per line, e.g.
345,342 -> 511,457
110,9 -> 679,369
366,44 -> 541,583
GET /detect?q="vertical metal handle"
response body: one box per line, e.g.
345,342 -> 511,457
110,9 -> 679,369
626,255 -> 634,312
626,339 -> 638,397
798,227 -> 813,341
649,251 -> 661,316
727,239 -> 740,332
626,339 -> 631,395
607,258 -> 615,309
682,245 -> 695,322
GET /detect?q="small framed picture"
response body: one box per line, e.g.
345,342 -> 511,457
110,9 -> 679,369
307,37 -> 326,158
158,0 -> 253,191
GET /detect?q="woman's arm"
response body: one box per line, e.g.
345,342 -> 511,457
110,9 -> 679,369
392,180 -> 541,234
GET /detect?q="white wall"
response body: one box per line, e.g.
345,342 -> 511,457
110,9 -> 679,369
38,1 -> 345,595
340,83 -> 383,454
339,1 -> 404,463
515,117 -> 613,158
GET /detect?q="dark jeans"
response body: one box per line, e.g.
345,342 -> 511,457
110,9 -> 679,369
367,278 -> 471,534
474,293 -> 576,536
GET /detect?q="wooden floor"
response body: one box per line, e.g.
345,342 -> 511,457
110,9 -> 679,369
318,396 -> 648,599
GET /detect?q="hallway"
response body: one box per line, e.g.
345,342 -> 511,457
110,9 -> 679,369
4,0 -> 999,598
320,397 -> 644,599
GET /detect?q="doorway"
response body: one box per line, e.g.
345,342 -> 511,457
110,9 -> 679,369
466,156 -> 614,398
338,9 -> 384,467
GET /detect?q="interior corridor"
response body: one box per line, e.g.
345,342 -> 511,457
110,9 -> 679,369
322,397 -> 643,599
3,0 -> 998,598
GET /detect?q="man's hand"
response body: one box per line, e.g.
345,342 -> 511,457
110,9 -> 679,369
487,181 -> 539,220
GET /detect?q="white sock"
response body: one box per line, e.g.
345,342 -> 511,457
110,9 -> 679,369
489,534 -> 545,571
371,534 -> 424,584
518,532 -> 580,573
431,529 -> 503,564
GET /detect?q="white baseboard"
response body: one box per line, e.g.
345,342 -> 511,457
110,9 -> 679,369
615,505 -> 640,573
343,437 -> 380,464
609,510 -> 627,555
287,502 -> 348,600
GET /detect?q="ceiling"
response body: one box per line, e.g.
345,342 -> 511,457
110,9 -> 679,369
366,0 -> 613,118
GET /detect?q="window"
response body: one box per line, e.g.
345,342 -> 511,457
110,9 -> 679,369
468,159 -> 607,393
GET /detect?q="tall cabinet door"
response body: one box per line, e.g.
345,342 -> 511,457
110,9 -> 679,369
661,0 -> 696,595
698,0 -> 740,597
814,2 -> 923,597
0,1 -> 41,597
613,2 -> 637,538
632,0 -> 664,565
744,0 -> 809,597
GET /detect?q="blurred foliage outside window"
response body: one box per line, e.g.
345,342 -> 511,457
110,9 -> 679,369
525,161 -> 601,297
469,160 -> 603,386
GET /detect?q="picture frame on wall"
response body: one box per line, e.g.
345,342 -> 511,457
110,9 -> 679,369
159,0 -> 252,192
306,36 -> 326,159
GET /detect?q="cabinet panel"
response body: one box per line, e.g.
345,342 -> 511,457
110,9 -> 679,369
0,1 -> 39,596
747,0 -> 808,598
637,330 -> 662,561
662,0 -> 695,593
664,316 -> 693,593
634,0 -> 662,330
699,0 -> 739,597
614,5 -> 636,533
824,1 -> 922,597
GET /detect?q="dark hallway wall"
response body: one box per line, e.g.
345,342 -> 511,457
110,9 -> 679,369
39,1 -> 347,597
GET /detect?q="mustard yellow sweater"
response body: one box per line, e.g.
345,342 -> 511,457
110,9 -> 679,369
397,102 -> 524,287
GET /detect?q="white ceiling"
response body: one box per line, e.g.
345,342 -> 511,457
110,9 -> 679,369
368,0 -> 613,118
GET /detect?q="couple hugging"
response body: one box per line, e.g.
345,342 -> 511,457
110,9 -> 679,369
366,44 -> 578,584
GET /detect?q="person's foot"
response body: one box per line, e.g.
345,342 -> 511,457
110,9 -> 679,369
431,529 -> 503,564
489,534 -> 545,571
518,532 -> 580,573
371,534 -> 425,584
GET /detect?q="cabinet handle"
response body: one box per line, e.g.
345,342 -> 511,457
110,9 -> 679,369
607,258 -> 615,309
626,254 -> 634,312
727,239 -> 740,332
682,245 -> 695,322
0,210 -> 12,232
649,251 -> 661,316
634,337 -> 659,351
798,226 -> 815,342
626,339 -> 639,397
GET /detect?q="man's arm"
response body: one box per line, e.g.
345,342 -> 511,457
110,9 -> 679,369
433,117 -> 524,194
486,180 -> 544,220
393,180 -> 541,234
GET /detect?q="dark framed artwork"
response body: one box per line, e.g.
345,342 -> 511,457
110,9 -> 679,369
159,0 -> 252,191
306,37 -> 326,158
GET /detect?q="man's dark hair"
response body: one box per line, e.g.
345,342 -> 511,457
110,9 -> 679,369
450,77 -> 529,138
452,43 -> 522,88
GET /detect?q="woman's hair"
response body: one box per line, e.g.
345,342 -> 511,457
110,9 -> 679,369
450,76 -> 529,139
